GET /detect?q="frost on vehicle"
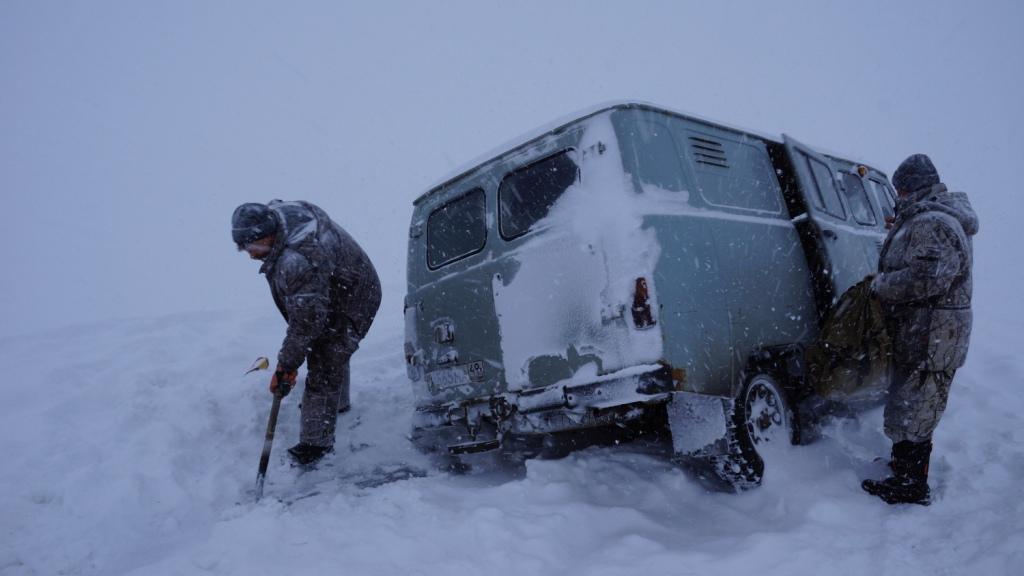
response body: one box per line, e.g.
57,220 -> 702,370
492,114 -> 664,391
404,101 -> 894,489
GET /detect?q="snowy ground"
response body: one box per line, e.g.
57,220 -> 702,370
3,1 -> 1022,574
1,302 -> 1021,576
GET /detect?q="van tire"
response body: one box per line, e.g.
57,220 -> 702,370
710,373 -> 793,490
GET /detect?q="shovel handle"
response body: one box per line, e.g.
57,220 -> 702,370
255,390 -> 286,501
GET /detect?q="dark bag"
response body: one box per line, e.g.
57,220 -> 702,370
805,278 -> 892,400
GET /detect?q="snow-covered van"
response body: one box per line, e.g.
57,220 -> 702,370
403,102 -> 896,488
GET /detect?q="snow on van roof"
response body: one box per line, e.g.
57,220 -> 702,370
415,100 -> 775,205
415,100 -> 885,206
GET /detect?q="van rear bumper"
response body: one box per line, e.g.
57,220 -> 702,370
410,364 -> 675,455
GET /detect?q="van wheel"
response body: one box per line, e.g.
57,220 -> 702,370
709,374 -> 793,490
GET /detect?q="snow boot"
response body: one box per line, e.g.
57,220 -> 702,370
287,443 -> 333,466
862,440 -> 932,505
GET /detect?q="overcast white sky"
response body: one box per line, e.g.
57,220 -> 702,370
2,0 -> 1022,338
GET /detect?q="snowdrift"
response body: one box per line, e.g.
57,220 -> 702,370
1,306 -> 1021,576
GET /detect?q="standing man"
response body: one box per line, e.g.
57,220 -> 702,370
862,155 -> 979,505
232,200 -> 381,466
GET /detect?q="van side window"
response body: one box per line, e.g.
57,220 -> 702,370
840,173 -> 877,225
688,132 -> 782,214
427,188 -> 487,269
869,179 -> 895,220
498,150 -> 579,239
626,120 -> 686,192
805,156 -> 846,219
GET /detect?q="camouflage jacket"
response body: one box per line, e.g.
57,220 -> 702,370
260,201 -> 382,372
872,183 -> 979,369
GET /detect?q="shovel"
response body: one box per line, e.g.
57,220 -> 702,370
246,357 -> 292,501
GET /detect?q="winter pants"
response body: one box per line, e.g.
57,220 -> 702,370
883,363 -> 955,444
299,335 -> 360,448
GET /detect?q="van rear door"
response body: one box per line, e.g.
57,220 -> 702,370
407,185 -> 505,407
782,135 -> 872,308
492,121 -> 664,393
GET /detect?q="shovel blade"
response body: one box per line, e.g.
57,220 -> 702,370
245,356 -> 271,375
255,472 -> 266,501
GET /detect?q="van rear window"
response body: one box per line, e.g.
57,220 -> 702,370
427,188 -> 487,269
499,150 -> 579,239
841,173 -> 877,225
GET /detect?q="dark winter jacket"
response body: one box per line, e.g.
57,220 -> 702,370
260,201 -> 382,372
872,183 -> 978,370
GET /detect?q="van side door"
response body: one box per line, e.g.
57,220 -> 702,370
782,135 -> 872,307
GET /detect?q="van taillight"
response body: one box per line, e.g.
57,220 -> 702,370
632,277 -> 656,329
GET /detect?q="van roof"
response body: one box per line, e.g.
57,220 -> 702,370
414,100 -> 885,207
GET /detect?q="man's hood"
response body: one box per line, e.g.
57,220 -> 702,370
270,201 -> 319,244
259,201 -> 320,274
899,183 -> 980,237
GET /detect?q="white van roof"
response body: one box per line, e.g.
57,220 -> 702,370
415,100 -> 883,206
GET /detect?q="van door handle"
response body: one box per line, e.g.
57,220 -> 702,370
437,350 -> 459,365
822,229 -> 837,241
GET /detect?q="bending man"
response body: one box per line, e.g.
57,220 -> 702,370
233,200 -> 381,466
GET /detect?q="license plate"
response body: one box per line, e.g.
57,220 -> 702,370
426,361 -> 485,391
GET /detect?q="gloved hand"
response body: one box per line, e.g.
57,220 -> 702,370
270,367 -> 298,397
868,273 -> 883,297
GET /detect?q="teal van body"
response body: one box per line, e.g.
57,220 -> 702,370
404,102 -> 895,486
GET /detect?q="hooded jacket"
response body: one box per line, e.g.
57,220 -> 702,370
872,183 -> 979,369
259,201 -> 382,372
